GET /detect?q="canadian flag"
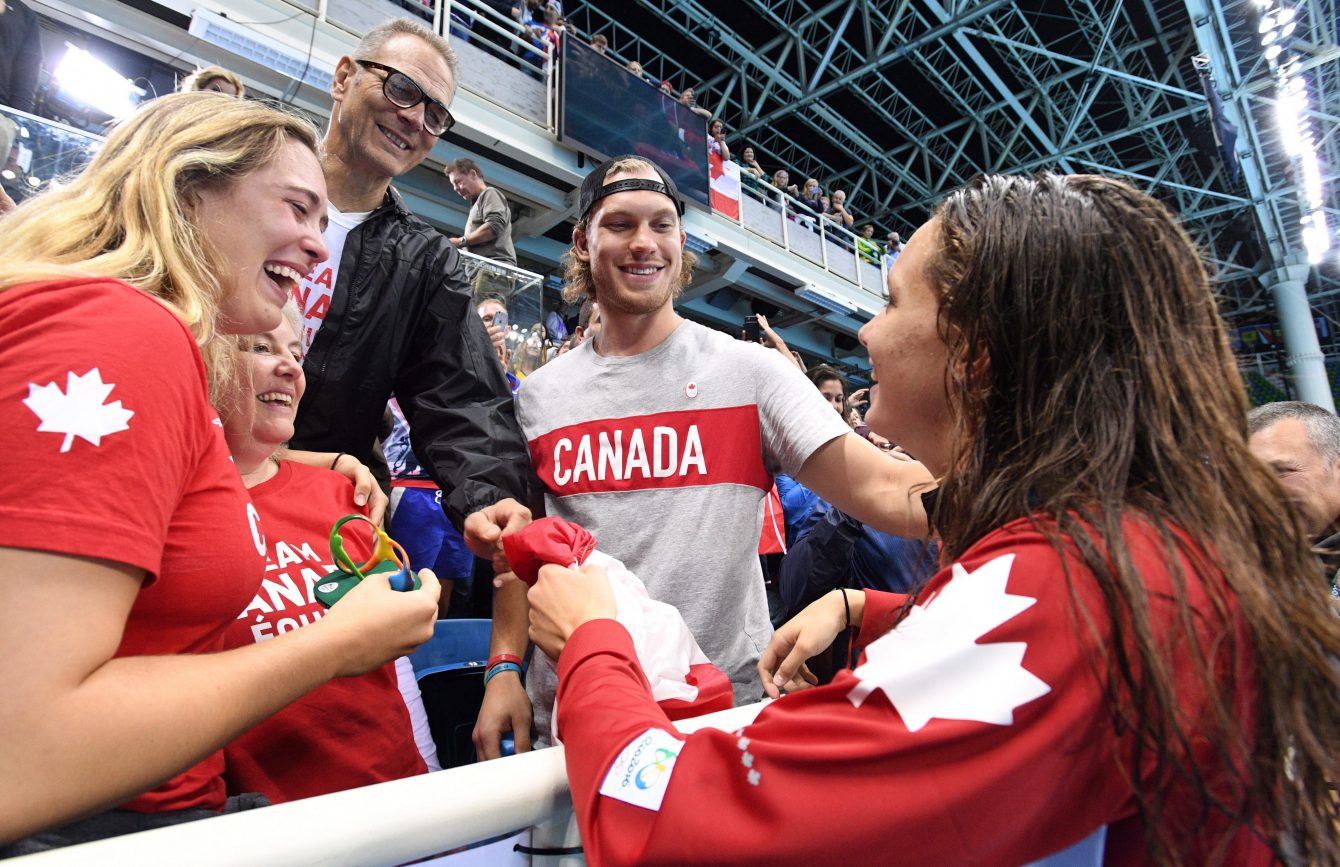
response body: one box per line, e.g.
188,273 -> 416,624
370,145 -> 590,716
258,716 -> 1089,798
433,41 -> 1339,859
709,151 -> 742,220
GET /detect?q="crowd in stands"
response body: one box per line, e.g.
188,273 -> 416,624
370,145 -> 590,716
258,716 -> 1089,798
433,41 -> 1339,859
6,12 -> 1340,867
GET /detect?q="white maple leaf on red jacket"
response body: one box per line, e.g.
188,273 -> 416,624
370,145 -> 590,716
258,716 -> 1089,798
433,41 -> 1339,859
847,553 -> 1052,731
23,367 -> 135,452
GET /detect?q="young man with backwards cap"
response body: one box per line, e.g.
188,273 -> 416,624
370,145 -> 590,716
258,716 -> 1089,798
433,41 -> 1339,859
470,155 -> 934,756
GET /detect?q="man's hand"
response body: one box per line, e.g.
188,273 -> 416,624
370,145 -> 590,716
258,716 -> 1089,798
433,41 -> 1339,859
487,323 -> 507,368
449,236 -> 465,248
463,498 -> 532,571
472,673 -> 533,759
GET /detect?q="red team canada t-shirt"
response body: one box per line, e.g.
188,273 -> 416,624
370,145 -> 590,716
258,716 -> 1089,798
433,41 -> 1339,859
222,461 -> 425,802
0,279 -> 266,813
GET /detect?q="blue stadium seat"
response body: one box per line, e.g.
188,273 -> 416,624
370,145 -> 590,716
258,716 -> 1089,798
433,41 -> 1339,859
409,618 -> 492,675
409,619 -> 516,766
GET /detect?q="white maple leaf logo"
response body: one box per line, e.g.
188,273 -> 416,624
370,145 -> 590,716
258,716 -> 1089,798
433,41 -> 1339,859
23,368 -> 135,452
847,553 -> 1051,731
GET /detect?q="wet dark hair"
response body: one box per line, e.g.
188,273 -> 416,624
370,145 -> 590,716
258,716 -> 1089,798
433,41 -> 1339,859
929,173 -> 1340,863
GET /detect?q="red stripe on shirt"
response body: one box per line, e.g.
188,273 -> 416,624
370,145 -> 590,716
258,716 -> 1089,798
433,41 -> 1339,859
529,405 -> 771,496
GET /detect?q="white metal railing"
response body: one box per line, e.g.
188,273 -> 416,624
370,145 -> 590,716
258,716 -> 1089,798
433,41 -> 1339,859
727,172 -> 889,299
439,0 -> 557,133
12,701 -> 768,866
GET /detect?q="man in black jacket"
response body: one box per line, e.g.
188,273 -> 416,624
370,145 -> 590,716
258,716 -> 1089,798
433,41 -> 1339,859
290,17 -> 533,533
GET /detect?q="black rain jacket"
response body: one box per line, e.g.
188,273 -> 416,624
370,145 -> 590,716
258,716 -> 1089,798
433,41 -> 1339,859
291,186 -> 536,528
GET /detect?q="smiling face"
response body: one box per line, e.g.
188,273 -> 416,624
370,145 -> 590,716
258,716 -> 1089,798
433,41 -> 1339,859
859,219 -> 953,476
743,147 -> 755,163
193,139 -> 329,335
223,315 -> 306,465
572,165 -> 685,318
330,34 -> 455,182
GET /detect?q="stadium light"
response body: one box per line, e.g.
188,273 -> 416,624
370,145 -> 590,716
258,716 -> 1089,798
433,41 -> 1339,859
1256,2 -> 1332,263
53,43 -> 142,119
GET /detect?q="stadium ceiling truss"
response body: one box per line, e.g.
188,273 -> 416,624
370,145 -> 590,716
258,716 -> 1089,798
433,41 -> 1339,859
563,0 -> 1340,319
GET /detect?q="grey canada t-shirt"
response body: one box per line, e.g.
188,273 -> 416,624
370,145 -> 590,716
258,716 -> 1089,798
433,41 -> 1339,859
516,320 -> 850,741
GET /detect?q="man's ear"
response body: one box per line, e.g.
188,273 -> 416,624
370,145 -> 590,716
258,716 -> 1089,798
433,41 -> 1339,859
331,56 -> 357,103
572,225 -> 591,263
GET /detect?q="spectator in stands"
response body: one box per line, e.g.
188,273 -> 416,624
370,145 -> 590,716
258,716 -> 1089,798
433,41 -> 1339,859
0,0 -> 42,114
679,86 -> 711,119
473,155 -> 934,757
659,79 -> 673,95
884,231 -> 904,269
221,310 -> 435,802
771,168 -> 799,200
807,363 -> 846,415
289,19 -> 535,548
707,118 -> 730,161
1248,402 -> 1340,592
856,224 -> 881,264
0,93 -> 439,853
179,66 -> 245,98
446,157 -> 518,300
740,146 -> 765,182
799,178 -> 823,213
590,33 -> 608,55
535,6 -> 563,54
526,173 -> 1340,866
827,188 -> 855,229
626,60 -> 645,80
477,294 -> 509,367
511,0 -> 541,24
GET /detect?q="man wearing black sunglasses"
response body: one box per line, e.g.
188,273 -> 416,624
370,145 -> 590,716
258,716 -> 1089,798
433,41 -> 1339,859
291,18 -> 537,558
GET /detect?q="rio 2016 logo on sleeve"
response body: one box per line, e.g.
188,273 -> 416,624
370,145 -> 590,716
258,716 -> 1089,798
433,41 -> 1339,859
633,747 -> 679,790
599,728 -> 684,812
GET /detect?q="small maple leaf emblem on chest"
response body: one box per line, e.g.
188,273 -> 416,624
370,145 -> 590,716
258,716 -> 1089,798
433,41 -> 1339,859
847,553 -> 1052,731
23,368 -> 135,452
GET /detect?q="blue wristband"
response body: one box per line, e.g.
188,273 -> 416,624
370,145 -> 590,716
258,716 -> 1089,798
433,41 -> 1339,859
483,661 -> 523,687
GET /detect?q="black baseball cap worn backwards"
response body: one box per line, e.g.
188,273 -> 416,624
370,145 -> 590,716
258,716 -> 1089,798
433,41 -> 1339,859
576,155 -> 685,222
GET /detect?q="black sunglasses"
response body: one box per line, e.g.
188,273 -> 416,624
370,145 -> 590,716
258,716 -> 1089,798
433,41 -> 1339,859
356,60 -> 455,137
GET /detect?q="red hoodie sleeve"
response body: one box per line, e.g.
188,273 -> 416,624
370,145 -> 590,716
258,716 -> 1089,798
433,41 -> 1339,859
553,523 -> 1268,867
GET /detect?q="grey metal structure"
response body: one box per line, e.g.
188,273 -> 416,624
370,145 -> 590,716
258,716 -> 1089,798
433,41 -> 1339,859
567,0 -> 1339,390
